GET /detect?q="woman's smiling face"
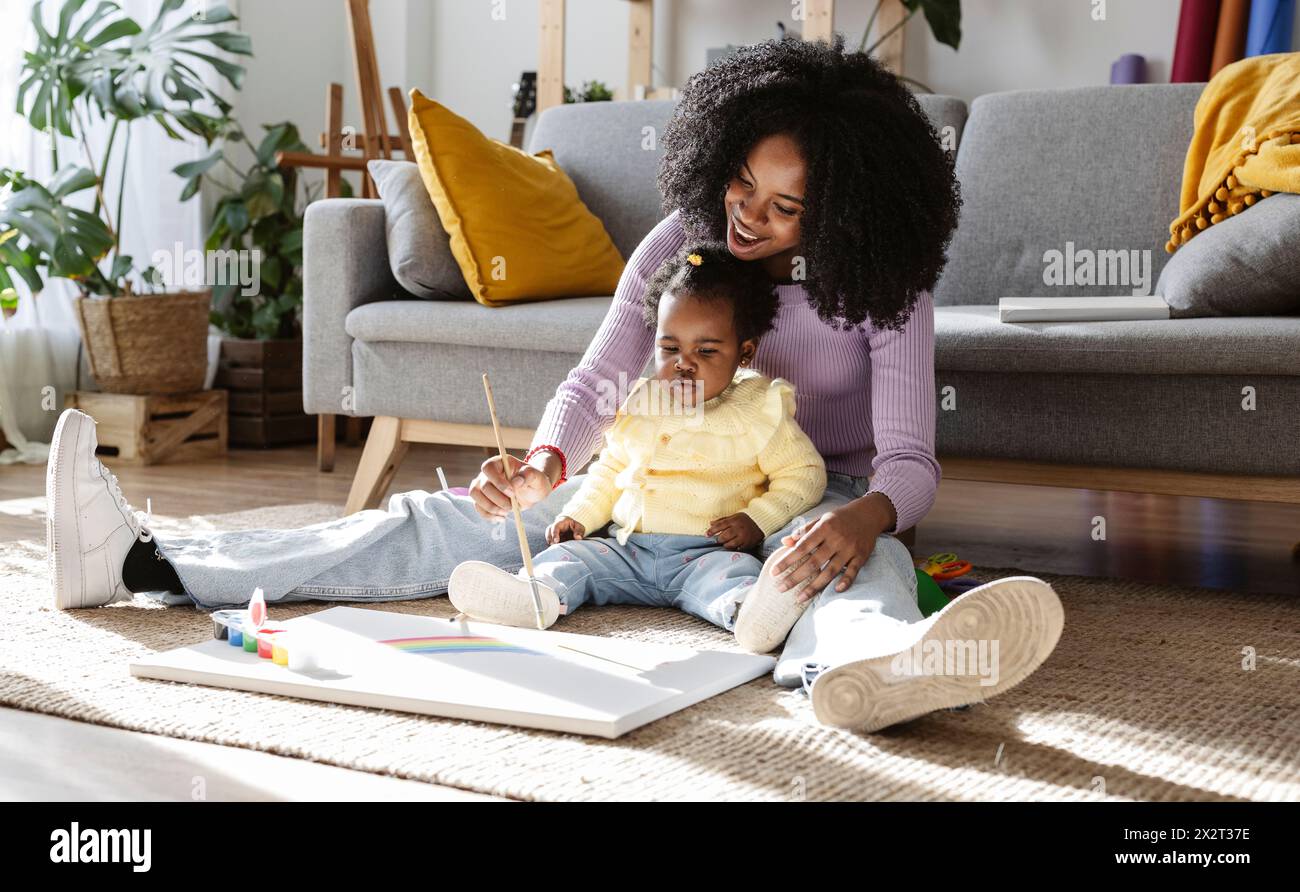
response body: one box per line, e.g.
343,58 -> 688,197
723,132 -> 807,278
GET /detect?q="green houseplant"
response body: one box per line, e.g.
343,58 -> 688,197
8,0 -> 250,394
857,0 -> 962,93
563,79 -> 613,103
171,120 -> 322,446
173,120 -> 311,340
0,165 -> 115,315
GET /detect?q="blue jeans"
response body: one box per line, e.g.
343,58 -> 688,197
528,530 -> 764,630
152,472 -> 924,687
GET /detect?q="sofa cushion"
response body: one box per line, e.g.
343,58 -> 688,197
1155,192 -> 1300,318
345,296 -> 619,354
935,84 -> 1205,306
367,160 -> 472,301
936,369 -> 1300,475
407,91 -> 625,307
527,99 -> 677,259
935,305 -> 1300,375
914,94 -> 967,154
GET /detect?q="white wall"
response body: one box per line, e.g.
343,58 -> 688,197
231,0 -> 1300,143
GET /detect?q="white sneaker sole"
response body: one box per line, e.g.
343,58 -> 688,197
733,543 -> 814,653
447,560 -> 561,629
47,410 -> 89,610
810,576 -> 1064,733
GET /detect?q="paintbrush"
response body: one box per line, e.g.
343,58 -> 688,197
481,373 -> 548,631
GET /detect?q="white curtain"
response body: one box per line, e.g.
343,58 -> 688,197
0,0 -> 208,464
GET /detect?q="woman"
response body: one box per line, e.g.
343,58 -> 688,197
46,36 -> 1063,733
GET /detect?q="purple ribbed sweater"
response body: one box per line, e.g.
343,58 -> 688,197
530,210 -> 941,533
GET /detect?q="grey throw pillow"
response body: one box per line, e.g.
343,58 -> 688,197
1155,193 -> 1300,318
367,159 -> 472,301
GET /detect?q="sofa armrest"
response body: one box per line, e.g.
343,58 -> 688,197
302,198 -> 400,415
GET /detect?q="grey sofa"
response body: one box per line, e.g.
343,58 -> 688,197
302,86 -> 1300,519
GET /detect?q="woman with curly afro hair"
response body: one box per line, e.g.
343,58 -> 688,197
483,35 -> 1065,731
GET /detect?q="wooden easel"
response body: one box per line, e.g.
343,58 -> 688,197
535,0 -> 675,112
274,0 -> 413,471
803,0 -> 906,73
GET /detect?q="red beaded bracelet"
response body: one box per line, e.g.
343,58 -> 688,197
524,444 -> 568,488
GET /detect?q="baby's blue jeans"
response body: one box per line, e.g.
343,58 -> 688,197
151,471 -> 924,687
528,529 -> 764,631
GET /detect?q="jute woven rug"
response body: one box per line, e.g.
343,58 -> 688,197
2,503 -> 1297,801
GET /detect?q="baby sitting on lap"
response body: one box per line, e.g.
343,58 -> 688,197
449,243 -> 827,653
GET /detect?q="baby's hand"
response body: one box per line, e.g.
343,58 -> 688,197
547,516 -> 586,545
707,513 -> 764,551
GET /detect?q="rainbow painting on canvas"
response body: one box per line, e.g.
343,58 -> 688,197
379,635 -> 542,657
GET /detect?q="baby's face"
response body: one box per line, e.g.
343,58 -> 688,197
652,290 -> 755,409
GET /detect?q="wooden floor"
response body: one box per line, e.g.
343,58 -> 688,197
3,441 -> 1297,801
0,706 -> 499,801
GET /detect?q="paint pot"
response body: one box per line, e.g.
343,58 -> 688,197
212,610 -> 245,643
256,629 -> 284,660
228,626 -> 243,647
271,637 -> 289,667
242,622 -> 259,653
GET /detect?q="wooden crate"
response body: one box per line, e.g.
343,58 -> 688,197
64,390 -> 228,465
216,339 -> 315,447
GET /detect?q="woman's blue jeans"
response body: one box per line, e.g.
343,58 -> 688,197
152,471 -> 925,687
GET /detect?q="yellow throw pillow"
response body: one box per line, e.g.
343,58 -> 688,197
406,90 -> 625,307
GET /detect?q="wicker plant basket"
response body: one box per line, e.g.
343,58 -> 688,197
75,291 -> 211,394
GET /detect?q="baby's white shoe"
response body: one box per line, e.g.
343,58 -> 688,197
448,561 -> 562,629
733,544 -> 815,653
46,409 -> 145,610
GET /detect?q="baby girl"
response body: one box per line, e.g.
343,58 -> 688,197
448,243 -> 828,653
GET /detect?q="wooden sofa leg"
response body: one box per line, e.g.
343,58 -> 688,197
345,416 -> 409,514
344,415 -> 364,447
317,415 -> 336,472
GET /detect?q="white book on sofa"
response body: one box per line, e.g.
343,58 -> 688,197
998,296 -> 1171,323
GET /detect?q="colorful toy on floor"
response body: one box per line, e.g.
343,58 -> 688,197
914,551 -> 981,616
918,552 -> 973,581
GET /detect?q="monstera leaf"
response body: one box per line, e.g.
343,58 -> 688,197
94,0 -> 248,131
16,0 -> 142,137
11,0 -> 250,299
0,166 -> 115,292
19,0 -> 247,139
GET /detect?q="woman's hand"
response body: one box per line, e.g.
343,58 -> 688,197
773,493 -> 896,602
469,453 -> 555,520
707,512 -> 764,551
547,516 -> 586,545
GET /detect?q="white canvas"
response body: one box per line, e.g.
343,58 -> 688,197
130,606 -> 776,738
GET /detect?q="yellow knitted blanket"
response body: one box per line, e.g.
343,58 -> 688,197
1167,52 -> 1300,253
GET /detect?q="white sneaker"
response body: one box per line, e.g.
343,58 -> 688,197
733,544 -> 815,653
447,561 -> 562,629
46,409 -> 147,610
810,576 -> 1064,733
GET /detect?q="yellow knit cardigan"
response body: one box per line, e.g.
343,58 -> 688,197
559,368 -> 828,545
